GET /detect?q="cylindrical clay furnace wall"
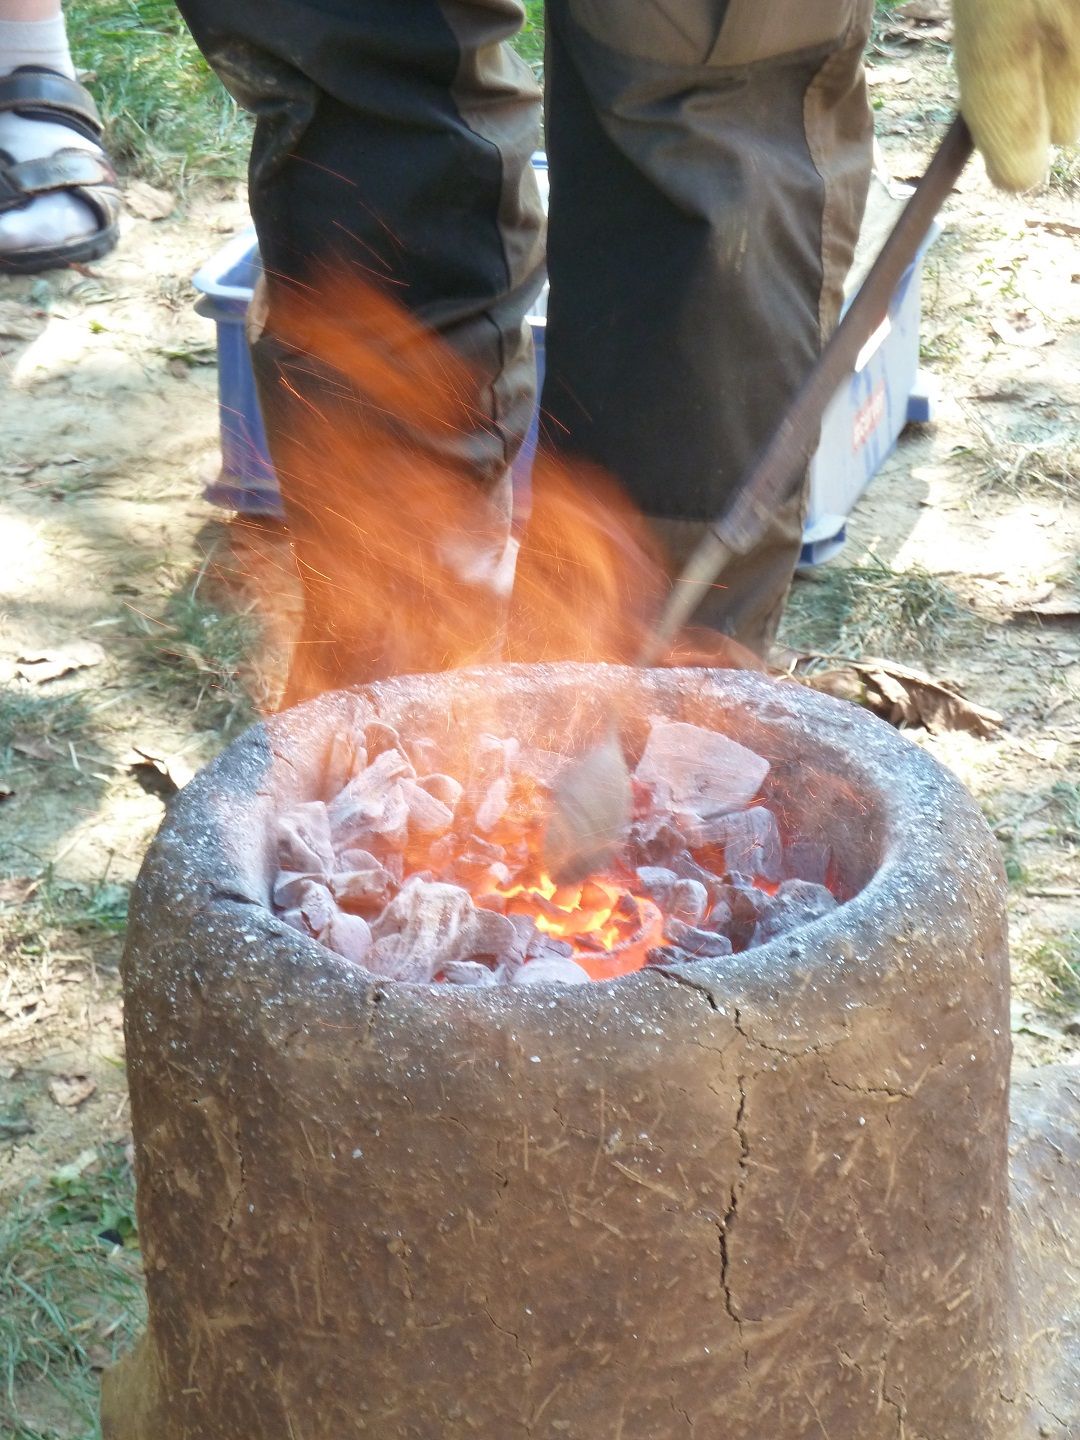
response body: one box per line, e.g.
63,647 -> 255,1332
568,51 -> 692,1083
103,666 -> 1015,1440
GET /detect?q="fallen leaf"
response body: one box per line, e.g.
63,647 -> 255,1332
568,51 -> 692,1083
48,1074 -> 97,1108
125,179 -> 175,220
124,746 -> 196,800
990,309 -> 1055,348
16,640 -> 106,683
785,654 -> 1003,737
1025,214 -> 1080,239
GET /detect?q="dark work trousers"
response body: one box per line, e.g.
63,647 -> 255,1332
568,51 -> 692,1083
175,0 -> 874,689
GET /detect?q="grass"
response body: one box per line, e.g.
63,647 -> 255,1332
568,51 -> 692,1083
66,0 -> 547,187
1048,144 -> 1080,196
0,692 -> 93,758
780,556 -> 975,660
514,0 -> 545,69
0,1146 -> 144,1440
963,426 -> 1080,501
1015,932 -> 1080,1013
129,570 -> 261,735
67,0 -> 252,188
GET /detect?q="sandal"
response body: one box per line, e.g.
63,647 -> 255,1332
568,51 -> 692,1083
0,67 -> 121,275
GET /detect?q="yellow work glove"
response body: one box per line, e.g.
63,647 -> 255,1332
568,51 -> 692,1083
952,0 -> 1080,190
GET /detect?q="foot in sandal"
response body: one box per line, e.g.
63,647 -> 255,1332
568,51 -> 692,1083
0,65 -> 120,273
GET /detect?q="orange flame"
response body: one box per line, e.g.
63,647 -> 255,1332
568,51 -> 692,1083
258,270 -> 668,702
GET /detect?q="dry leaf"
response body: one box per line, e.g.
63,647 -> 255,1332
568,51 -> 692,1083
786,654 -> 1003,737
1025,214 -> 1080,239
48,1074 -> 97,1108
125,179 -> 175,220
16,639 -> 106,683
990,309 -> 1055,348
124,746 -> 195,800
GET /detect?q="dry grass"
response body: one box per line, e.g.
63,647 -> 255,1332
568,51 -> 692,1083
781,556 -> 976,660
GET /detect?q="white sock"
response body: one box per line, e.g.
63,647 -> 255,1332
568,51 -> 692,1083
0,18 -> 101,257
0,16 -> 76,80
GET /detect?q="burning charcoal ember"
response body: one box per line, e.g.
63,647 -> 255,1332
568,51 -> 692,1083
278,908 -> 306,936
474,733 -> 520,777
634,866 -> 679,907
328,748 -> 414,850
512,956 -> 591,985
781,840 -> 833,888
662,918 -> 734,958
417,773 -> 463,810
322,731 -> 366,796
751,879 -> 838,946
400,779 -> 455,837
707,898 -> 733,933
699,806 -> 782,883
296,880 -> 336,938
323,910 -> 373,966
474,774 -> 511,833
670,853 -> 727,904
330,864 -> 396,913
464,909 -> 520,964
526,933 -> 575,963
475,891 -> 507,914
628,815 -> 688,867
669,878 -> 709,926
514,747 -> 566,789
644,944 -> 682,968
364,721 -> 407,761
277,801 -> 335,875
369,876 -> 476,967
717,879 -> 770,948
441,960 -> 498,986
505,913 -> 537,963
635,719 -> 770,819
403,736 -> 443,774
273,871 -> 323,909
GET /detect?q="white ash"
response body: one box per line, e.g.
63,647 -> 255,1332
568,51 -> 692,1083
270,717 -> 841,984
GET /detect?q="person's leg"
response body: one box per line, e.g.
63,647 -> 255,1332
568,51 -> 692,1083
0,0 -> 117,266
541,0 -> 875,656
175,0 -> 545,699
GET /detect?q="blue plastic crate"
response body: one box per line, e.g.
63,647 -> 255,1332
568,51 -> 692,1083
193,166 -> 938,564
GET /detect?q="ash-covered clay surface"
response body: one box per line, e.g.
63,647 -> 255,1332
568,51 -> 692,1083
103,665 -> 1020,1440
269,714 -> 838,985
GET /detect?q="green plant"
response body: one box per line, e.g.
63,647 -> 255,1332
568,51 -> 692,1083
67,0 -> 252,186
513,0 -> 545,68
1048,144 -> 1080,195
131,571 -> 261,734
1016,932 -> 1080,1011
0,1146 -> 144,1439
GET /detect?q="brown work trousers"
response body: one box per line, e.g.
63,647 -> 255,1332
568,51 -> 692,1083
174,0 -> 874,681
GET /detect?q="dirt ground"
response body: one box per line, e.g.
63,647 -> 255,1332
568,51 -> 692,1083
0,21 -> 1078,1431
